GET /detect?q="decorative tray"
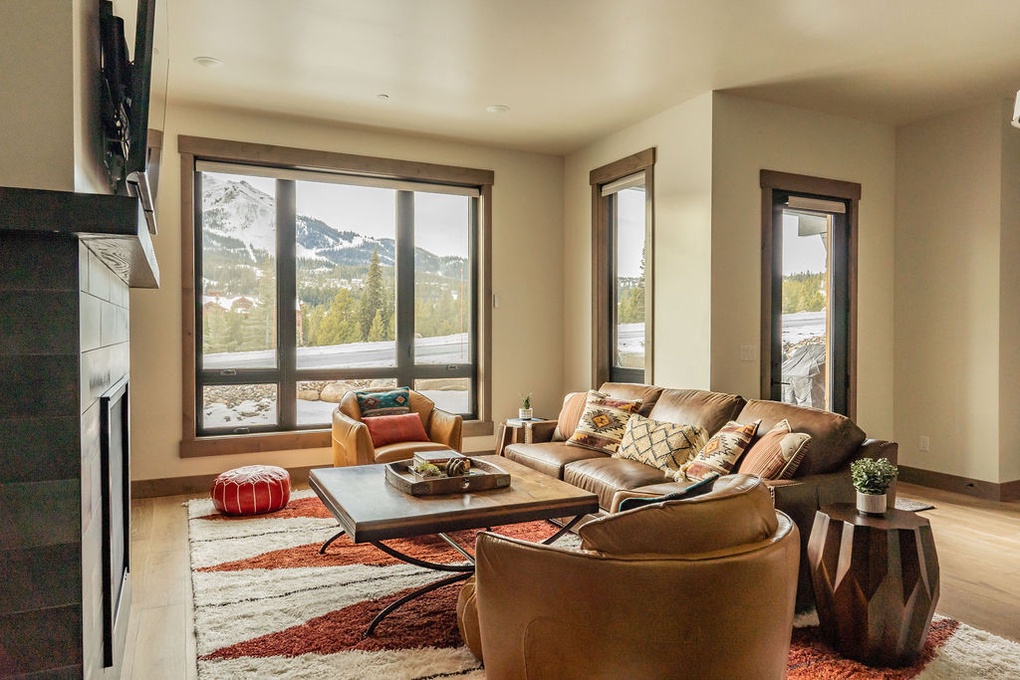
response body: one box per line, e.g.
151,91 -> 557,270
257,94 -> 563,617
385,457 -> 511,496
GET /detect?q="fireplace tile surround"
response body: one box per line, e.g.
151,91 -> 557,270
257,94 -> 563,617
0,186 -> 157,678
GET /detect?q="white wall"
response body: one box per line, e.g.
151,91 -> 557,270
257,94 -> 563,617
999,100 -> 1020,483
0,0 -> 107,193
711,93 -> 897,440
895,102 -> 1003,482
130,103 -> 564,481
0,0 -> 76,191
562,93 -> 715,391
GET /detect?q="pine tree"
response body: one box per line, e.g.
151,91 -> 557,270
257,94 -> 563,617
368,309 -> 386,341
358,247 -> 389,341
315,289 -> 359,345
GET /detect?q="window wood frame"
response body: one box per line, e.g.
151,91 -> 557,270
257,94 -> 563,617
759,169 -> 860,418
590,148 -> 655,387
178,136 -> 494,457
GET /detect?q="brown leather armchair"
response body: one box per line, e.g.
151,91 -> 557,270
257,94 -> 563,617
330,388 -> 463,466
457,475 -> 800,679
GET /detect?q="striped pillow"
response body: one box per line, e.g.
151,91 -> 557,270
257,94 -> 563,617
737,419 -> 810,480
552,391 -> 587,441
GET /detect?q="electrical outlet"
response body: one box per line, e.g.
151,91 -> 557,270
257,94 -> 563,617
919,435 -> 930,452
740,344 -> 758,362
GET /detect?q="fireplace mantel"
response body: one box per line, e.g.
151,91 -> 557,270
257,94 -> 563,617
0,186 -> 159,288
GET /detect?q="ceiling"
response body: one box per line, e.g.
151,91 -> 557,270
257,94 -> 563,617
149,0 -> 1020,155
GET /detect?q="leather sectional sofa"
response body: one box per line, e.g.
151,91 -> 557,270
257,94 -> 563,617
502,382 -> 898,609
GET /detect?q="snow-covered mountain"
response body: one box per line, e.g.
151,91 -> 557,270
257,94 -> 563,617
201,175 -> 399,268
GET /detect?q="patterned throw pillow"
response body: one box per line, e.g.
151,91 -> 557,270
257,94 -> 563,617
355,387 -> 411,418
566,391 -> 643,454
614,414 -> 708,474
737,419 -> 811,480
676,419 -> 761,482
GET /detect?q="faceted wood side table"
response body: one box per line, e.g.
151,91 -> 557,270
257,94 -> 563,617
807,503 -> 940,667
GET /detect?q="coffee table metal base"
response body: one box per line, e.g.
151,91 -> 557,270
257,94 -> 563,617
320,515 -> 586,636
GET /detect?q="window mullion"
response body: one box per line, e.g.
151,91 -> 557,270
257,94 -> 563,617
395,190 -> 415,388
277,180 -> 297,429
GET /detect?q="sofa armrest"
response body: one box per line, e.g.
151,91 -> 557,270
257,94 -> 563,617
331,408 -> 376,466
428,407 -> 463,452
527,419 -> 559,443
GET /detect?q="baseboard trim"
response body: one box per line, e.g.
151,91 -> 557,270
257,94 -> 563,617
131,465 -> 323,499
899,465 -> 1020,502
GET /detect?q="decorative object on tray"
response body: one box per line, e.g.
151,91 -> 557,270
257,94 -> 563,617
386,457 -> 511,496
519,392 -> 533,420
412,450 -> 467,470
850,457 -> 898,515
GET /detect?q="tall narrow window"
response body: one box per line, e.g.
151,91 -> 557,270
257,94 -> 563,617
179,136 -> 493,456
591,149 -> 655,386
760,170 -> 860,417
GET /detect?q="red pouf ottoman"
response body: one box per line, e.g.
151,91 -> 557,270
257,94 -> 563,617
211,465 -> 291,515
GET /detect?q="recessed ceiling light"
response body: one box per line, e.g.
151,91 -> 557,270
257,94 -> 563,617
193,56 -> 224,68
486,104 -> 510,114
376,93 -> 391,101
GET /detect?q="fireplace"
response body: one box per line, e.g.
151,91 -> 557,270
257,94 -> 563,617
100,377 -> 131,668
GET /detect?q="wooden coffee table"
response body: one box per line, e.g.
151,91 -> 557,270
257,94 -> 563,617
309,454 -> 599,635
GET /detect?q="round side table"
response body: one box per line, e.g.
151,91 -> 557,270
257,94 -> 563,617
807,503 -> 940,667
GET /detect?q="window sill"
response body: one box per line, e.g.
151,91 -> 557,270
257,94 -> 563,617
180,430 -> 331,458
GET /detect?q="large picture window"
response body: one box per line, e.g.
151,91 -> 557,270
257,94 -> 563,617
179,137 -> 493,456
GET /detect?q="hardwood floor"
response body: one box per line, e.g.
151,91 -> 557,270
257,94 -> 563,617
122,483 -> 1020,678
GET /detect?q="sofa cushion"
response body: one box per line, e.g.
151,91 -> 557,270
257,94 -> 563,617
552,391 -> 587,442
504,441 -> 605,479
646,389 -> 746,436
578,474 -> 779,556
563,456 -> 674,510
597,382 -> 664,416
737,400 -> 866,476
614,414 -> 707,475
677,420 -> 760,482
737,419 -> 810,480
567,391 -> 643,454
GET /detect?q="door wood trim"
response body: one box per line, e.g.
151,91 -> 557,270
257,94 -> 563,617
759,169 -> 860,419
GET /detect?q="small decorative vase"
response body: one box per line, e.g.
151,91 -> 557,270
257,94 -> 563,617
856,491 -> 887,516
518,408 -> 533,420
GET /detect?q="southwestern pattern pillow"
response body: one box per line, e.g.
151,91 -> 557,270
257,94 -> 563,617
566,390 -> 643,454
676,419 -> 761,482
355,387 -> 411,418
737,419 -> 811,480
615,414 -> 708,475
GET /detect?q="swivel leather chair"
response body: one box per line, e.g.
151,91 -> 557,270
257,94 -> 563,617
330,388 -> 462,466
457,475 -> 800,679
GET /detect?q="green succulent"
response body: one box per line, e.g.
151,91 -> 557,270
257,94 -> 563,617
850,457 -> 899,495
520,393 -> 532,409
412,462 -> 442,477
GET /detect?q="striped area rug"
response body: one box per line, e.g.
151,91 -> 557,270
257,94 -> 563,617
188,490 -> 1020,679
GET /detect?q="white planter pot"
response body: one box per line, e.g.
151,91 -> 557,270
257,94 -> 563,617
518,408 -> 533,420
856,491 -> 888,516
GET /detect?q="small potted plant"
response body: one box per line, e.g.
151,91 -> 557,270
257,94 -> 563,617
850,457 -> 899,515
519,393 -> 533,420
